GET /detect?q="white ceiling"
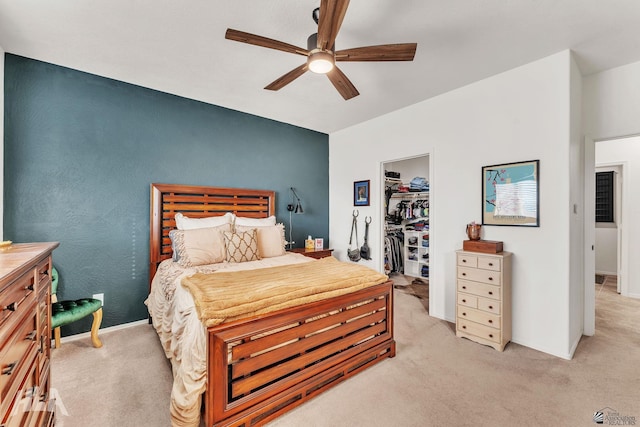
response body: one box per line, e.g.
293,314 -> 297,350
1,1 -> 639,134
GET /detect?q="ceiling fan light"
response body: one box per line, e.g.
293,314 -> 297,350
308,51 -> 334,74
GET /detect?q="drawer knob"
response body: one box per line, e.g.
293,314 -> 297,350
25,284 -> 34,291
488,320 -> 493,324
488,277 -> 493,281
462,312 -> 467,316
489,305 -> 493,310
488,291 -> 493,295
462,325 -> 467,329
462,299 -> 467,303
488,262 -> 493,266
26,330 -> 37,341
3,302 -> 16,312
489,334 -> 494,338
462,272 -> 466,276
2,362 -> 17,376
462,259 -> 467,263
462,286 -> 467,290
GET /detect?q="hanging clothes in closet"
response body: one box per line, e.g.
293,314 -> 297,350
384,229 -> 404,274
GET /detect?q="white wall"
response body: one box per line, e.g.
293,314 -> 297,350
568,55 -> 584,356
584,60 -> 640,298
0,47 -> 4,241
330,51 -> 576,358
594,165 -> 620,275
583,60 -> 640,140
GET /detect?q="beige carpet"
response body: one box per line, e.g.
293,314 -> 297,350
52,275 -> 640,426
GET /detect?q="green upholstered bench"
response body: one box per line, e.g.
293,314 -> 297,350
51,267 -> 103,348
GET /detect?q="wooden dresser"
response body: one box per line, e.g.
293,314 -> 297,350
1,242 -> 59,427
455,250 -> 512,351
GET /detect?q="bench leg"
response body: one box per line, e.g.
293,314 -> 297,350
54,327 -> 61,349
91,308 -> 103,348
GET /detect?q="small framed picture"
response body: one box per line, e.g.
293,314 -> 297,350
354,180 -> 370,206
315,238 -> 324,250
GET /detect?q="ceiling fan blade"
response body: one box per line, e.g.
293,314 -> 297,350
265,63 -> 309,91
326,66 -> 359,100
317,0 -> 350,50
225,28 -> 308,56
335,43 -> 417,62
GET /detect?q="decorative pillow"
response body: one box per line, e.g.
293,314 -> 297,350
170,223 -> 231,267
223,229 -> 261,263
234,215 -> 277,227
236,224 -> 286,258
175,212 -> 234,230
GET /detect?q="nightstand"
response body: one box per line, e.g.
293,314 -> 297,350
289,248 -> 334,259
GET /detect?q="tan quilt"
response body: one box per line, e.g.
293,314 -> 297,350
182,256 -> 389,327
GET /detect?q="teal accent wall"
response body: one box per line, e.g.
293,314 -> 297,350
3,54 -> 329,336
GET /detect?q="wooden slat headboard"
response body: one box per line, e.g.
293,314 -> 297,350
149,183 -> 276,286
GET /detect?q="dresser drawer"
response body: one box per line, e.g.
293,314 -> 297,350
457,293 -> 478,309
0,309 -> 38,418
457,306 -> 501,329
457,318 -> 501,343
36,258 -> 51,293
457,266 -> 501,286
456,254 -> 478,268
1,273 -> 36,328
457,279 -> 501,300
477,256 -> 501,271
2,355 -> 39,427
478,296 -> 501,315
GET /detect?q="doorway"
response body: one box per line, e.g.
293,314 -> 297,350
594,164 -> 623,293
380,154 -> 431,312
585,135 -> 637,335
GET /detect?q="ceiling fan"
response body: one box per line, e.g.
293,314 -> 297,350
225,0 -> 417,100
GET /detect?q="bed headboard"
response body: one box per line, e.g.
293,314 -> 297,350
149,183 -> 276,286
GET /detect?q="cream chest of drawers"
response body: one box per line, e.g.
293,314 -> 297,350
1,242 -> 58,427
455,250 -> 512,351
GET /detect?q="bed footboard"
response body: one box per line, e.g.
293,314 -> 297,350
204,280 -> 395,427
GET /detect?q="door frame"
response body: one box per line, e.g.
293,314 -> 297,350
584,136 -> 631,335
379,152 -> 433,314
583,136 -> 595,336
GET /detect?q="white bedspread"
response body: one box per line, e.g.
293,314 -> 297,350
145,253 -> 312,427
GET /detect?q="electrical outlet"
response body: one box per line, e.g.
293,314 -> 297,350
93,293 -> 104,306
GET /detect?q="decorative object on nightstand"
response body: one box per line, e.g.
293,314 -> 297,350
456,249 -> 512,351
287,187 -> 304,249
289,247 -> 334,259
305,235 -> 315,250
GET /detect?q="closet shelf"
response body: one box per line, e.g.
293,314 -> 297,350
385,177 -> 403,183
390,192 -> 429,199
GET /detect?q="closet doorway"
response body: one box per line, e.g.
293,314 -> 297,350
381,154 -> 431,313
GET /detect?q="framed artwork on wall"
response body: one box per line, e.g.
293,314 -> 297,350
482,160 -> 539,226
354,180 -> 370,206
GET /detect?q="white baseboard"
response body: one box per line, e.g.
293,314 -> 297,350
57,319 -> 149,344
595,271 -> 617,277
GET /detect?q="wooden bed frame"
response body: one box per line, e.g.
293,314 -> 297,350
149,183 -> 395,427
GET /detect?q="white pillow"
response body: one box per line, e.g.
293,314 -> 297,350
236,224 -> 286,258
234,215 -> 276,227
170,223 -> 231,267
175,212 -> 234,230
